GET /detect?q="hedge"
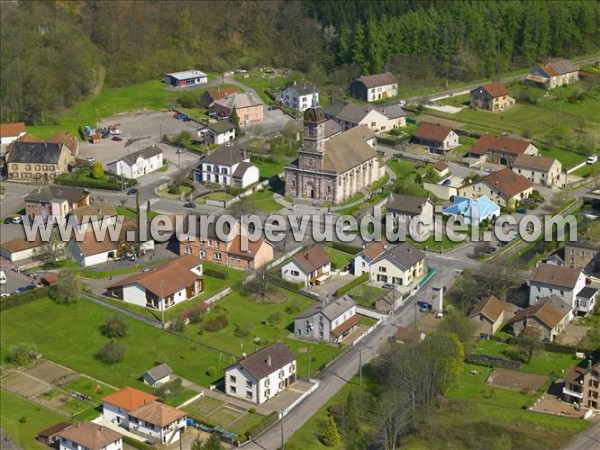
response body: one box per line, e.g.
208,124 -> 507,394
1,286 -> 51,312
204,268 -> 228,280
465,354 -> 521,370
55,174 -> 136,190
122,437 -> 153,450
335,273 -> 369,297
330,242 -> 361,255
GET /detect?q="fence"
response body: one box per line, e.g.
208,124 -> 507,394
279,380 -> 320,418
83,292 -> 162,328
355,306 -> 387,320
352,317 -> 384,347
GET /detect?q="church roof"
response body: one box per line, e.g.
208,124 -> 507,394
322,125 -> 377,173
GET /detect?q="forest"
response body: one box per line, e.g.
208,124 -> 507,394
1,0 -> 599,124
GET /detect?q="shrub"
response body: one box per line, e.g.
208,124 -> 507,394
205,268 -> 228,280
96,340 -> 126,364
203,315 -> 228,332
234,323 -> 250,337
51,269 -> 80,304
248,407 -> 256,414
171,317 -> 186,332
330,242 -> 361,255
169,185 -> 182,195
335,273 -> 369,297
19,416 -> 28,423
100,315 -> 129,338
285,299 -> 304,315
205,366 -> 217,377
8,343 -> 39,366
267,312 -> 282,325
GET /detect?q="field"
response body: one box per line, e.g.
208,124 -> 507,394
185,396 -> 266,436
347,284 -> 386,308
244,188 -> 282,213
251,157 -> 287,179
323,247 -> 354,270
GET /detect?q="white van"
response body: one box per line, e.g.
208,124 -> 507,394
0,270 -> 7,285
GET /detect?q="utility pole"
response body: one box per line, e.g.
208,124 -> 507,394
414,301 -> 418,330
307,347 -> 311,381
359,346 -> 363,386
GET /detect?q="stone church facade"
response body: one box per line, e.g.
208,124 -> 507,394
285,105 -> 381,205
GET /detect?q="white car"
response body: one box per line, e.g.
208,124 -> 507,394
0,270 -> 6,285
587,155 -> 598,164
110,129 -> 122,135
86,156 -> 96,163
11,216 -> 22,225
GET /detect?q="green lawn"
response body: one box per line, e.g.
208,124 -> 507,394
202,191 -> 234,202
572,162 -> 600,178
0,391 -> 67,450
538,145 -> 587,169
323,247 -> 353,270
63,377 -> 116,404
410,231 -> 465,252
81,257 -> 167,279
55,171 -> 135,190
234,71 -> 303,104
244,189 -> 282,213
369,173 -> 390,192
27,81 -> 179,139
158,185 -> 192,199
251,158 -> 287,179
348,285 -> 386,308
386,159 -> 419,178
0,296 -> 227,387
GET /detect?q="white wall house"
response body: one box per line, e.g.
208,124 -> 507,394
369,243 -> 426,287
197,122 -> 236,145
294,296 -> 358,343
529,263 -> 589,315
0,122 -> 26,145
278,82 -> 319,112
281,246 -> 331,287
58,422 -> 122,450
106,145 -> 163,179
193,144 -> 259,188
353,241 -> 386,276
0,237 -> 47,262
66,236 -> 118,268
127,402 -> 187,444
225,343 -> 297,405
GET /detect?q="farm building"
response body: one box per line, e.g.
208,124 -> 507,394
164,70 -> 207,88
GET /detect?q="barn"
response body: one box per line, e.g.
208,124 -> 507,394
163,70 -> 207,88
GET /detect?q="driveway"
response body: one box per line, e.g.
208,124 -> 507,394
306,273 -> 354,299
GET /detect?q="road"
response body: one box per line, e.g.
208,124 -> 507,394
562,423 -> 600,450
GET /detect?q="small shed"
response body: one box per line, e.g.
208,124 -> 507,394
142,363 -> 173,387
37,422 -> 71,447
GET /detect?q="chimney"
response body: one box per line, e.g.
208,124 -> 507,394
100,426 -> 104,432
383,244 -> 388,250
266,357 -> 272,367
588,359 -> 593,371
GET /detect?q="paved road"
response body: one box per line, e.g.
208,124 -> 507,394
562,423 -> 600,450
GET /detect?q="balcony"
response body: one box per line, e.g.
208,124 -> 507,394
562,387 -> 583,399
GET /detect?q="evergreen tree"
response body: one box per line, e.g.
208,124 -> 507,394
230,107 -> 240,134
323,414 -> 341,447
345,389 -> 360,430
351,22 -> 367,73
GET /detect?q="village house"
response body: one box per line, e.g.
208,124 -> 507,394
47,131 -> 80,157
528,263 -> 596,315
193,143 -> 259,188
512,154 -> 563,188
0,122 -> 26,145
294,295 -> 358,342
470,81 -> 515,112
107,255 -> 204,310
459,168 -> 533,208
6,140 -> 73,181
469,134 -> 539,166
163,70 -> 207,88
468,296 -> 505,336
507,295 -> 572,341
142,363 -> 173,387
37,423 -> 72,448
210,93 -> 264,125
432,161 -> 449,178
196,121 -> 236,145
202,88 -> 239,106
102,387 -> 187,443
386,194 -> 435,233
412,123 -> 459,154
563,361 -> 600,409
353,240 -> 387,276
106,145 -> 163,179
526,59 -> 579,89
442,195 -> 500,225
179,221 -> 274,270
0,235 -> 48,263
324,100 -> 407,132
25,185 -> 90,223
67,202 -> 118,233
350,72 -> 398,102
281,246 -> 332,287
369,243 -> 426,287
284,105 -> 382,204
277,82 -> 319,112
565,237 -> 600,274
66,233 -> 119,267
391,326 -> 425,344
225,343 -> 297,405
56,422 -> 122,450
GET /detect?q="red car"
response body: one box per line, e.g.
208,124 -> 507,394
112,136 -> 123,142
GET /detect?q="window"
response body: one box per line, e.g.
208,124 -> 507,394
290,270 -> 300,276
12,164 -> 17,170
200,250 -> 206,258
290,364 -> 295,373
246,391 -> 253,399
215,252 -> 222,260
184,246 -> 192,254
230,375 -> 237,383
279,370 -> 284,379
379,266 -> 387,273
265,388 -> 271,397
265,378 -> 270,387
231,386 -> 237,393
25,164 -> 31,170
246,380 -> 253,388
35,165 -> 40,170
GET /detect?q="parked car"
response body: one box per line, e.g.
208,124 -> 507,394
183,202 -> 197,209
127,188 -> 138,195
382,283 -> 395,289
10,216 -> 22,225
109,129 -> 122,135
516,208 -> 527,214
484,246 -> 498,254
176,148 -> 186,154
112,136 -> 123,142
85,156 -> 96,163
24,284 -> 37,291
0,270 -> 6,285
435,312 -> 444,319
587,155 -> 598,164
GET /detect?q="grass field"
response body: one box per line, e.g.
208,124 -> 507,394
386,159 -> 420,178
202,191 -> 234,202
158,185 -> 192,199
323,247 -> 354,270
0,391 -> 67,450
244,189 -> 282,213
348,285 -> 386,308
27,81 -> 179,139
251,158 -> 286,179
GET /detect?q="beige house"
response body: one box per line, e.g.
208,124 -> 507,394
210,93 -> 263,125
369,243 -> 426,287
7,141 -> 72,181
526,60 -> 579,89
25,185 -> 90,223
468,296 -> 505,335
469,134 -> 538,166
507,295 -> 571,341
324,100 -> 407,132
563,362 -> 600,409
386,194 -> 434,234
459,168 -> 533,208
350,72 -> 398,102
565,238 -> 600,275
413,123 -> 459,154
470,81 -> 515,112
512,154 -> 563,187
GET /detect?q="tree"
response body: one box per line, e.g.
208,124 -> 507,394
438,312 -> 478,352
191,434 -> 223,450
36,228 -> 65,266
51,269 -> 80,304
323,414 -> 341,447
8,343 -> 38,366
230,107 -> 240,134
91,161 -> 104,179
516,334 -> 542,363
96,340 -> 126,364
101,315 -> 129,338
345,389 -> 360,430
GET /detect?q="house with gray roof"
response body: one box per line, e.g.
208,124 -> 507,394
197,121 -> 236,145
294,296 -> 358,343
225,343 -> 297,404
350,72 -> 398,102
324,100 -> 407,132
526,59 -> 579,89
7,141 -> 73,181
142,363 -> 173,387
193,143 -> 259,188
386,194 -> 434,234
25,185 -> 90,223
106,145 -> 163,179
369,243 -> 426,287
278,82 -> 319,112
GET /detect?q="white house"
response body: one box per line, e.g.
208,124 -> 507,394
107,255 -> 204,310
142,363 -> 173,387
102,387 -> 158,428
225,343 -> 297,405
413,123 -> 459,153
164,70 -> 207,88
0,236 -> 48,263
278,82 -> 319,112
197,121 -> 236,145
370,243 -> 426,287
294,296 -> 358,342
528,263 -> 593,315
512,154 -> 563,188
66,234 -> 119,267
193,144 -> 259,188
386,194 -> 435,235
324,100 -> 407,132
57,422 -> 122,450
127,402 -> 187,444
281,246 -> 331,287
353,241 -> 387,276
106,145 -> 163,179
0,122 -> 26,145
350,72 -> 398,102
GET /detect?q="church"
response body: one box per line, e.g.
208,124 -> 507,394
284,103 -> 382,204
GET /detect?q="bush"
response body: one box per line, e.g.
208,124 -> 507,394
234,323 -> 250,337
100,315 -> 129,338
205,268 -> 228,280
205,366 -> 217,377
171,317 -> 186,332
267,312 -> 282,325
285,299 -> 304,315
123,437 -> 153,450
51,269 -> 80,304
203,315 -> 228,332
335,273 -> 369,297
248,407 -> 256,414
96,340 -> 126,364
330,242 -> 361,255
168,184 -> 182,195
19,416 -> 27,423
8,343 -> 39,366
